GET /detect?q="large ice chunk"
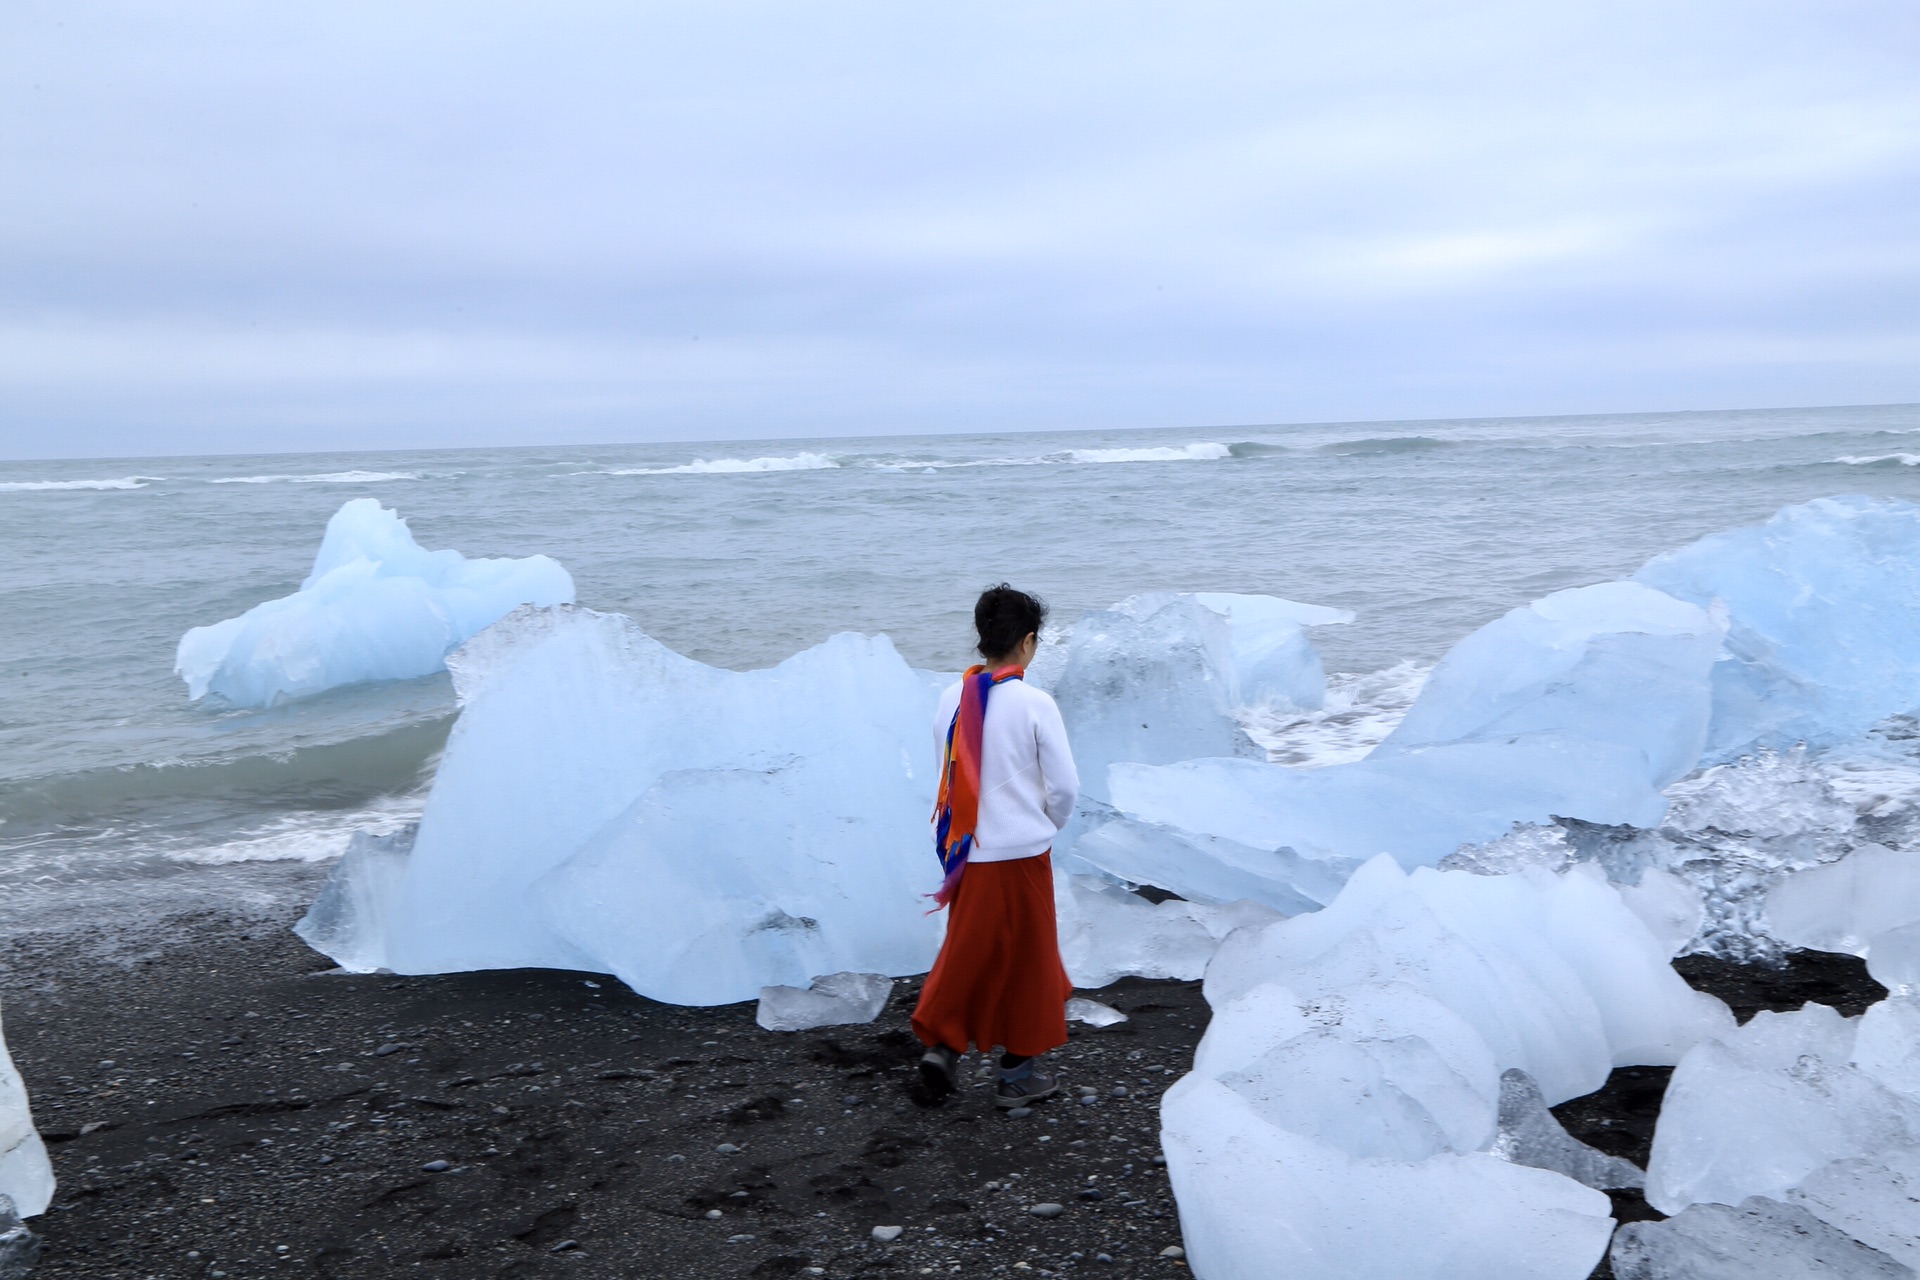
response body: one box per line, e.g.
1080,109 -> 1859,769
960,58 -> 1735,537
297,606 -> 946,1004
1070,813 -> 1358,915
1373,581 -> 1721,789
1189,592 -> 1353,710
1636,495 -> 1920,759
1610,1196 -> 1914,1280
0,1006 -> 52,1218
1161,1073 -> 1615,1280
1111,583 -> 1719,871
1054,871 -> 1280,989
1041,592 -> 1347,802
177,499 -> 574,706
1765,844 -> 1920,957
1645,1001 -> 1920,1214
1043,594 -> 1257,803
1206,858 -> 1733,1104
1198,980 -> 1501,1161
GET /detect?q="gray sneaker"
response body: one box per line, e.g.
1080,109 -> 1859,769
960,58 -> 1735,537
995,1064 -> 1059,1108
918,1044 -> 961,1096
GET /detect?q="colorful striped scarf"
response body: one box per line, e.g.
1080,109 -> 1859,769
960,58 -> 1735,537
929,663 -> 1025,909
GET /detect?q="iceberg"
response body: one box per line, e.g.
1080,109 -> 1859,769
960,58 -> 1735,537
177,499 -> 574,706
1636,495 -> 1920,759
0,1007 -> 52,1218
1645,1001 -> 1920,1214
298,606 -> 947,1004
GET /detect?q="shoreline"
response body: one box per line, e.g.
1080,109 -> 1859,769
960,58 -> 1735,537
0,869 -> 1886,1280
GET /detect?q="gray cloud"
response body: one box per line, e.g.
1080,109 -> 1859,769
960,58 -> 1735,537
3,0 -> 1916,457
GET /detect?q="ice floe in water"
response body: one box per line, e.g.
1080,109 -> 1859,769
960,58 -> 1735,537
176,499 -> 574,707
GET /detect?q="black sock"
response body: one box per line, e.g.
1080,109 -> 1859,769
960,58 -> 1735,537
1000,1053 -> 1030,1070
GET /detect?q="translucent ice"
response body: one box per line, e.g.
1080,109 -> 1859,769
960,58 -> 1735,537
1786,1148 -> 1920,1268
0,1007 -> 51,1218
298,606 -> 946,1004
1869,924 -> 1920,991
1113,582 -> 1719,872
1765,844 -> 1920,958
177,499 -> 574,706
1070,812 -> 1358,915
1373,581 -> 1721,789
1066,997 -> 1128,1027
1855,997 -> 1920,1100
1636,495 -> 1920,760
1645,1002 -> 1920,1214
1043,594 -> 1257,803
1188,592 -> 1353,710
1206,858 -> 1732,1104
292,826 -> 414,974
1198,980 -> 1501,1161
1041,592 -> 1346,802
1493,1068 -> 1646,1191
1161,1074 -> 1614,1280
1054,871 -> 1280,989
755,972 -> 893,1032
1610,1196 -> 1913,1280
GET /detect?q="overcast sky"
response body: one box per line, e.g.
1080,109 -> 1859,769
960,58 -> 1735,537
3,1 -> 1916,459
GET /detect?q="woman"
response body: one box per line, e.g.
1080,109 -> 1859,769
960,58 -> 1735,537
913,584 -> 1080,1106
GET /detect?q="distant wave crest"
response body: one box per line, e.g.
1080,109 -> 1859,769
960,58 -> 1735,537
209,470 -> 420,485
611,452 -> 841,476
1834,453 -> 1920,467
1058,442 -> 1233,464
1316,436 -> 1451,456
0,476 -> 160,492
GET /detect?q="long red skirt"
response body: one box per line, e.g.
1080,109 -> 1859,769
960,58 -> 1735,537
911,851 -> 1073,1057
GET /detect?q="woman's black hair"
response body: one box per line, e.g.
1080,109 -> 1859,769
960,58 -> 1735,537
974,584 -> 1046,662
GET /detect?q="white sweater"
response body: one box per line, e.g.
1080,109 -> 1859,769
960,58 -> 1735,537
933,676 -> 1080,862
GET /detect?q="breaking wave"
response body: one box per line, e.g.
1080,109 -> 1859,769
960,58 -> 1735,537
1834,454 -> 1920,467
1315,436 -> 1452,456
1057,442 -> 1232,464
610,452 -> 841,475
208,470 -> 421,484
0,476 -> 161,492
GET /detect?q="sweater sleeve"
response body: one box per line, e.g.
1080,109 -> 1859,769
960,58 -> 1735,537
1032,690 -> 1080,831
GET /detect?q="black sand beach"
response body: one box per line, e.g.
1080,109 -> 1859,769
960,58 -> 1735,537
0,866 -> 1886,1280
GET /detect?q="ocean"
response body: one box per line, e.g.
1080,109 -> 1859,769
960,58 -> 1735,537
3,402 -> 1918,924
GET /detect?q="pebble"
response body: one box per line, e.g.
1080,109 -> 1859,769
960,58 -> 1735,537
1111,1086 -> 1129,1098
726,1233 -> 755,1244
1096,1254 -> 1115,1264
550,1239 -> 580,1253
1079,1095 -> 1098,1106
705,1209 -> 723,1220
374,1043 -> 400,1057
667,1154 -> 686,1164
1160,1245 -> 1186,1259
1006,1107 -> 1033,1119
317,1154 -> 333,1165
1151,1155 -> 1167,1166
841,1094 -> 862,1106
872,1225 -> 904,1242
715,1142 -> 740,1155
1077,1188 -> 1105,1201
1028,1203 -> 1065,1219
420,1160 -> 451,1173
